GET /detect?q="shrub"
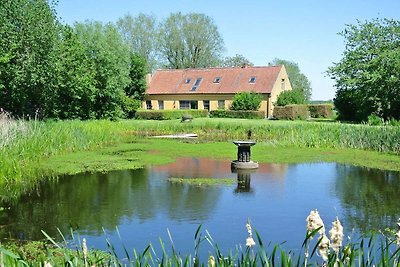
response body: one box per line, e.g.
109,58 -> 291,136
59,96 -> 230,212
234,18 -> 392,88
276,90 -> 306,106
230,91 -> 262,111
209,110 -> 264,119
135,109 -> 208,120
367,114 -> 383,126
121,96 -> 141,118
308,104 -> 334,118
273,104 -> 309,120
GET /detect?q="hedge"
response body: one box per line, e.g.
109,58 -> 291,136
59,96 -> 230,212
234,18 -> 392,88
209,110 -> 265,119
308,104 -> 334,118
134,109 -> 209,120
273,105 -> 309,120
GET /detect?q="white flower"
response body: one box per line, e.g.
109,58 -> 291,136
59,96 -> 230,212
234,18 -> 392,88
245,221 -> 256,248
246,236 -> 256,247
329,217 -> 344,253
44,261 -> 53,267
82,238 -> 88,261
208,255 -> 216,267
306,209 -> 325,238
318,234 -> 330,262
246,223 -> 252,236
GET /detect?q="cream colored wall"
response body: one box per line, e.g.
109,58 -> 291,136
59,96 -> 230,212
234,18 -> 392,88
143,93 -> 271,117
268,65 -> 293,116
144,94 -> 237,111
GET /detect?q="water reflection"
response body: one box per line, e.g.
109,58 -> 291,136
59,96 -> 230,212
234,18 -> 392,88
232,169 -> 254,193
0,158 -> 399,255
335,165 -> 400,231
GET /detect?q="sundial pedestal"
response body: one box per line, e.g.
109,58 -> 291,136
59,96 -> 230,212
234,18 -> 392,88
231,141 -> 259,170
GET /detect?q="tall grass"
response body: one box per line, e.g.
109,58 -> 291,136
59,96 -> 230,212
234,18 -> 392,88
128,118 -> 400,154
1,116 -> 399,201
0,113 -> 130,201
1,216 -> 400,266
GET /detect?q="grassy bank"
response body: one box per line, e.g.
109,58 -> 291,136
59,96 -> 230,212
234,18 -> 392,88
1,117 -> 400,201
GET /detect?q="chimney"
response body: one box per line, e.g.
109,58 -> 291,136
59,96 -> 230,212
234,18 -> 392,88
145,73 -> 152,86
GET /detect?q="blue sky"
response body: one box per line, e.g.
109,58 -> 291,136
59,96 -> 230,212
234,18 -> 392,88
56,0 -> 400,100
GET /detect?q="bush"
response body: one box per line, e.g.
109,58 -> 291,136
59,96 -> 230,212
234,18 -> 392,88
276,90 -> 306,106
308,104 -> 334,118
273,104 -> 309,120
135,109 -> 208,120
121,96 -> 141,118
209,110 -> 265,119
230,91 -> 262,111
367,114 -> 383,126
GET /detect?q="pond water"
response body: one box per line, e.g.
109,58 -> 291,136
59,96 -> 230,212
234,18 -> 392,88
1,157 -> 400,257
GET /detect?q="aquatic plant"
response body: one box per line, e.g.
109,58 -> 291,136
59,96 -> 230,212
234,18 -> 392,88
1,212 -> 400,266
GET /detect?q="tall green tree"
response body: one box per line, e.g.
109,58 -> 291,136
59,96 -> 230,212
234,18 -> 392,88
0,0 -> 59,118
116,13 -> 159,72
74,21 -> 131,119
269,58 -> 312,101
54,25 -> 97,119
327,19 -> 400,121
124,54 -> 147,100
158,12 -> 224,69
222,54 -> 254,67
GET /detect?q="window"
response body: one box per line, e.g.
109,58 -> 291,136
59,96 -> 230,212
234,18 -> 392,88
281,78 -> 285,91
158,100 -> 164,110
191,78 -> 202,91
249,76 -> 256,83
190,100 -> 198,109
179,100 -> 198,109
185,78 -> 191,84
218,100 -> 225,109
203,100 -> 210,111
146,100 -> 152,110
179,101 -> 190,109
213,77 -> 221,83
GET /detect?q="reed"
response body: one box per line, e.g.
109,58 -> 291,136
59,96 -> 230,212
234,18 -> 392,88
129,118 -> 400,154
1,117 -> 399,201
1,214 -> 400,266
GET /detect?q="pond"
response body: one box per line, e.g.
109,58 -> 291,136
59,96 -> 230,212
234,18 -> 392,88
1,157 -> 400,257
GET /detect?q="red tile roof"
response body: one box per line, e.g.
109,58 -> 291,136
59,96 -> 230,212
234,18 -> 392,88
147,66 -> 282,95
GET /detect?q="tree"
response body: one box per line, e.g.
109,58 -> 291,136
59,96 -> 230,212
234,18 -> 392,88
124,53 -> 147,100
116,13 -> 159,72
53,25 -> 97,119
230,91 -> 262,111
275,90 -> 306,106
269,58 -> 312,101
327,19 -> 400,121
0,0 -> 60,118
74,21 -> 131,119
222,54 -> 254,67
158,12 -> 224,69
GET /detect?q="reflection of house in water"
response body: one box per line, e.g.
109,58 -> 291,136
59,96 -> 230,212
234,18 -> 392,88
153,157 -> 288,179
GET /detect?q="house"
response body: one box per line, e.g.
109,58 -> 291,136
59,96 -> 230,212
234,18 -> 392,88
144,65 -> 292,117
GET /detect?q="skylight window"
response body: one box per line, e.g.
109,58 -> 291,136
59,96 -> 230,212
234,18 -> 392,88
191,78 -> 202,91
249,77 -> 256,83
184,78 -> 191,84
213,77 -> 221,83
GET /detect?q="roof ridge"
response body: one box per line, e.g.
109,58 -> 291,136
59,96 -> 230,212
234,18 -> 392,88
154,65 -> 281,72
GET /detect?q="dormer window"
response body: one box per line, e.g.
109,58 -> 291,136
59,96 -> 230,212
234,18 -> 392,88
249,77 -> 256,83
191,78 -> 202,91
184,78 -> 191,84
213,77 -> 221,83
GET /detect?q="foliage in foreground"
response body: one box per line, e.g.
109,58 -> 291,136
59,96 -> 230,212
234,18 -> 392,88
1,212 -> 400,266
